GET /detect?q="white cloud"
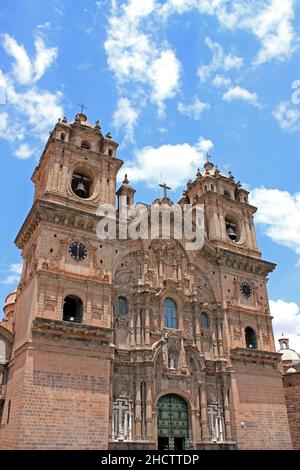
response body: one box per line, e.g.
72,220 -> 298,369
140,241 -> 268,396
177,96 -> 210,120
250,0 -> 297,65
0,32 -> 63,154
37,22 -> 51,30
0,112 -> 10,139
198,37 -> 243,82
223,86 -> 260,107
2,33 -> 32,85
33,34 -> 57,81
6,85 -> 63,141
0,110 -> 25,142
104,0 -> 181,122
161,0 -> 298,65
113,97 -> 139,142
212,74 -> 231,88
273,101 -> 300,132
270,299 -> 300,353
14,143 -> 36,159
118,135 -> 213,189
150,49 -> 181,114
251,187 -> 300,260
1,263 -> 22,286
2,33 -> 58,85
10,263 -> 22,275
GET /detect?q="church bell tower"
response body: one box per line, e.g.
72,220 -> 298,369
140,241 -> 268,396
0,112 -> 123,449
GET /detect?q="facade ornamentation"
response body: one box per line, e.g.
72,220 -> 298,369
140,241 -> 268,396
0,113 -> 293,450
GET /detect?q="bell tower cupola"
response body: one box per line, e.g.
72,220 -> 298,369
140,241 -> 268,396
116,174 -> 136,211
31,112 -> 123,213
181,159 -> 259,257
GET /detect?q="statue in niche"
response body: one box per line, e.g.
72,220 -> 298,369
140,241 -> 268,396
162,342 -> 169,368
169,353 -> 176,370
180,338 -> 188,370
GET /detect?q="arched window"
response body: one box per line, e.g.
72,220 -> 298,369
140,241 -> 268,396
81,140 -> 90,150
200,312 -> 209,329
245,327 -> 257,349
117,296 -> 128,315
60,132 -> 65,141
63,295 -> 83,323
164,298 -> 178,329
108,148 -> 113,156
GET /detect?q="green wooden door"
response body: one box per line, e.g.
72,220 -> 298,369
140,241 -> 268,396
157,394 -> 189,450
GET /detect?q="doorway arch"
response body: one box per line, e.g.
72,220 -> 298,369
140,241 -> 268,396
157,394 -> 189,450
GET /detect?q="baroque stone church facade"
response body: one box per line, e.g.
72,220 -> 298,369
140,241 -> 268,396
0,112 -> 293,449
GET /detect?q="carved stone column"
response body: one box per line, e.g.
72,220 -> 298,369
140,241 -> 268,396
146,382 -> 153,439
136,312 -> 141,346
145,307 -> 150,346
135,381 -> 142,440
177,261 -> 182,281
224,391 -> 232,441
200,385 -> 209,441
219,212 -> 227,239
217,320 -> 224,357
130,314 -> 135,347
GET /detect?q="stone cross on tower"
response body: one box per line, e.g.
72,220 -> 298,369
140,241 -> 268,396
205,152 -> 212,163
159,182 -> 171,198
78,103 -> 88,114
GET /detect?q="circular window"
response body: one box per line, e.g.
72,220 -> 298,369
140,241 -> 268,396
69,242 -> 87,261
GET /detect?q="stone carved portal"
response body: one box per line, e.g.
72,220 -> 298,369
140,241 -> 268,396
157,394 -> 189,450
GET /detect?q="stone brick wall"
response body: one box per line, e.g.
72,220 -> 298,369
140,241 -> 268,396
231,359 -> 292,449
0,337 -> 110,449
283,371 -> 300,449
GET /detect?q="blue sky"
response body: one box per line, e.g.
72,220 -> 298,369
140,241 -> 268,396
1,0 -> 300,349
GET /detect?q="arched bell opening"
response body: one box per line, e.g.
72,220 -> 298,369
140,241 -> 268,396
245,326 -> 257,349
62,295 -> 83,323
71,171 -> 93,199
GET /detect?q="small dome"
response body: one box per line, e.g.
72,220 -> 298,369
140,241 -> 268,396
278,348 -> 300,362
277,334 -> 300,362
286,367 -> 297,374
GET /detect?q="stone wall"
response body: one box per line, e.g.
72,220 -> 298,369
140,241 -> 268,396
283,371 -> 300,449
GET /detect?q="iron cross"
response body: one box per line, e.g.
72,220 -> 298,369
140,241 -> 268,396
159,182 -> 171,198
78,103 -> 88,113
205,152 -> 212,163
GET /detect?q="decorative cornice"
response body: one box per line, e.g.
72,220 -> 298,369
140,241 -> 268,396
15,199 -> 102,249
216,249 -> 276,276
32,317 -> 112,342
230,347 -> 281,363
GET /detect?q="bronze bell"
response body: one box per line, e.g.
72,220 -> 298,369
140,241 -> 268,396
227,224 -> 237,241
75,181 -> 86,197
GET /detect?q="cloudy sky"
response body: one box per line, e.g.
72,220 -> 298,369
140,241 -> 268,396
0,0 -> 300,351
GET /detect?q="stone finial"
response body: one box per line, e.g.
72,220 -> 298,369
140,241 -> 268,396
75,112 -> 87,123
95,120 -> 101,130
105,132 -> 112,139
204,161 -> 214,173
186,179 -> 192,190
214,166 -> 220,176
123,174 -> 129,184
196,168 -> 202,179
228,171 -> 234,181
62,117 -> 67,123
